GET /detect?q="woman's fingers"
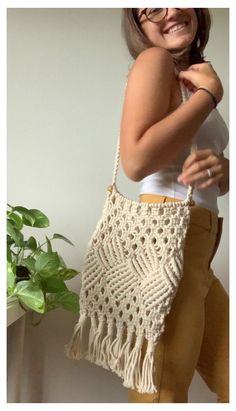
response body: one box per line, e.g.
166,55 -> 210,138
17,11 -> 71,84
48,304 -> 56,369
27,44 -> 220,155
182,149 -> 217,171
182,78 -> 196,92
178,164 -> 223,186
177,149 -> 222,187
178,69 -> 199,82
195,172 -> 224,189
178,62 -> 222,98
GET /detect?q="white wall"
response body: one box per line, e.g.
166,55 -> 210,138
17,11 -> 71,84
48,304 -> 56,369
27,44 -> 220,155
7,8 -> 229,403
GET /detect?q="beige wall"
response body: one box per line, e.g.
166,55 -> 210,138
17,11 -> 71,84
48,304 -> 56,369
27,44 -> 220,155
7,8 -> 229,403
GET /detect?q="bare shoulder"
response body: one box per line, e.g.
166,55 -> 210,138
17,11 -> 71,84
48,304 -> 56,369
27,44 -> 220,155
122,46 -> 176,126
135,46 -> 174,65
124,46 -> 176,111
128,46 -> 175,82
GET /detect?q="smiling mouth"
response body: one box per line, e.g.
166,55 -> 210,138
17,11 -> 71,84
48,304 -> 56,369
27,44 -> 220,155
165,22 -> 188,34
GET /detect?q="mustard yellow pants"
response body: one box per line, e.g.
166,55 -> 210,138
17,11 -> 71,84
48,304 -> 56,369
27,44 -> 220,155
128,194 -> 229,403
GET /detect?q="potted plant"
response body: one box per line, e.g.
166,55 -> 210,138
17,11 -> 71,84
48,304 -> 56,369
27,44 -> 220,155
7,203 -> 80,325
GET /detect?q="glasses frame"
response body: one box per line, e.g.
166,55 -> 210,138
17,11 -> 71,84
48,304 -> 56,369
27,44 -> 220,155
138,8 -> 185,24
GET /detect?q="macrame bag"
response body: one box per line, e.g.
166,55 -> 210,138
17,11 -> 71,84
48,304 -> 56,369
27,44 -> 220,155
65,80 -> 196,393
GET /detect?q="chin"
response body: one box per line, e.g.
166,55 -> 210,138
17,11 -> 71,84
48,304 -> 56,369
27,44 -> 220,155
167,38 -> 192,51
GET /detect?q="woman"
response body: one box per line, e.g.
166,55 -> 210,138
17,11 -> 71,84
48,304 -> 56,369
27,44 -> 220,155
120,8 -> 229,403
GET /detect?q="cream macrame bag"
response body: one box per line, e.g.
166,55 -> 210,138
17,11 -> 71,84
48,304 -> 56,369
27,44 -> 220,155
65,80 -> 196,393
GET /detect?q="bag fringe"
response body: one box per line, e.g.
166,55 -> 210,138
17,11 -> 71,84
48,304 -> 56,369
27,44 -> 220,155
87,317 -> 108,367
123,333 -> 144,389
110,328 -> 133,377
138,338 -> 157,393
100,321 -> 114,367
65,314 -> 158,393
65,312 -> 88,359
109,326 -> 124,372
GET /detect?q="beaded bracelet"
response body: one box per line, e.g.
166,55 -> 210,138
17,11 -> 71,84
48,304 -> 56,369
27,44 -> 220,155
196,86 -> 218,108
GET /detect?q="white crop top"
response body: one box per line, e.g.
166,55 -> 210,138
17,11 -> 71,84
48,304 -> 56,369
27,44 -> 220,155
139,85 -> 229,215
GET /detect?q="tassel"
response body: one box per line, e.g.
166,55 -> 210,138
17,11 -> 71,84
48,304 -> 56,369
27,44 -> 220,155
123,332 -> 144,389
124,330 -> 134,368
109,326 -> 123,365
112,328 -> 133,377
100,321 -> 114,367
87,315 -> 99,360
87,316 -> 109,369
138,338 -> 157,393
65,312 -> 88,359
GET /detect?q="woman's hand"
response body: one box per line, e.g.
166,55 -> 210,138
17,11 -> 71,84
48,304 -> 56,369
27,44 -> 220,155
177,149 -> 229,193
178,63 -> 223,105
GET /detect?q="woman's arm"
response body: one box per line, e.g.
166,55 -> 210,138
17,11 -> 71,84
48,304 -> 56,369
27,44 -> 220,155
120,47 -> 223,181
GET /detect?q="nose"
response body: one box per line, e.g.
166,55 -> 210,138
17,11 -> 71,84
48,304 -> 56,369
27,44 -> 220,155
166,8 -> 183,19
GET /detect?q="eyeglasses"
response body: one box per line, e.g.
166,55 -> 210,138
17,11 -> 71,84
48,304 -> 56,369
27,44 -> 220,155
138,8 -> 189,24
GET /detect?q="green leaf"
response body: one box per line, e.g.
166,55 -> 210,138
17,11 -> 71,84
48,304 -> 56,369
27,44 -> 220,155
44,276 -> 68,293
59,268 -> 80,280
7,220 -> 24,246
35,252 -> 60,277
45,290 -> 80,313
45,235 -> 53,253
52,233 -> 74,246
12,206 -> 36,226
30,272 -> 42,286
14,280 -> 45,313
27,209 -> 49,228
7,262 -> 16,295
25,236 -> 37,251
7,212 -> 23,230
12,207 -> 49,228
7,244 -> 13,263
34,243 -> 43,256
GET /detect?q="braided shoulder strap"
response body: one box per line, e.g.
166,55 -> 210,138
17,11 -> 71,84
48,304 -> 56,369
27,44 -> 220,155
111,79 -> 196,203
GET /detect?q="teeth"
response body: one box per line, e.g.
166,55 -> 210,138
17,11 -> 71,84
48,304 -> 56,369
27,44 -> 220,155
167,23 -> 186,34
